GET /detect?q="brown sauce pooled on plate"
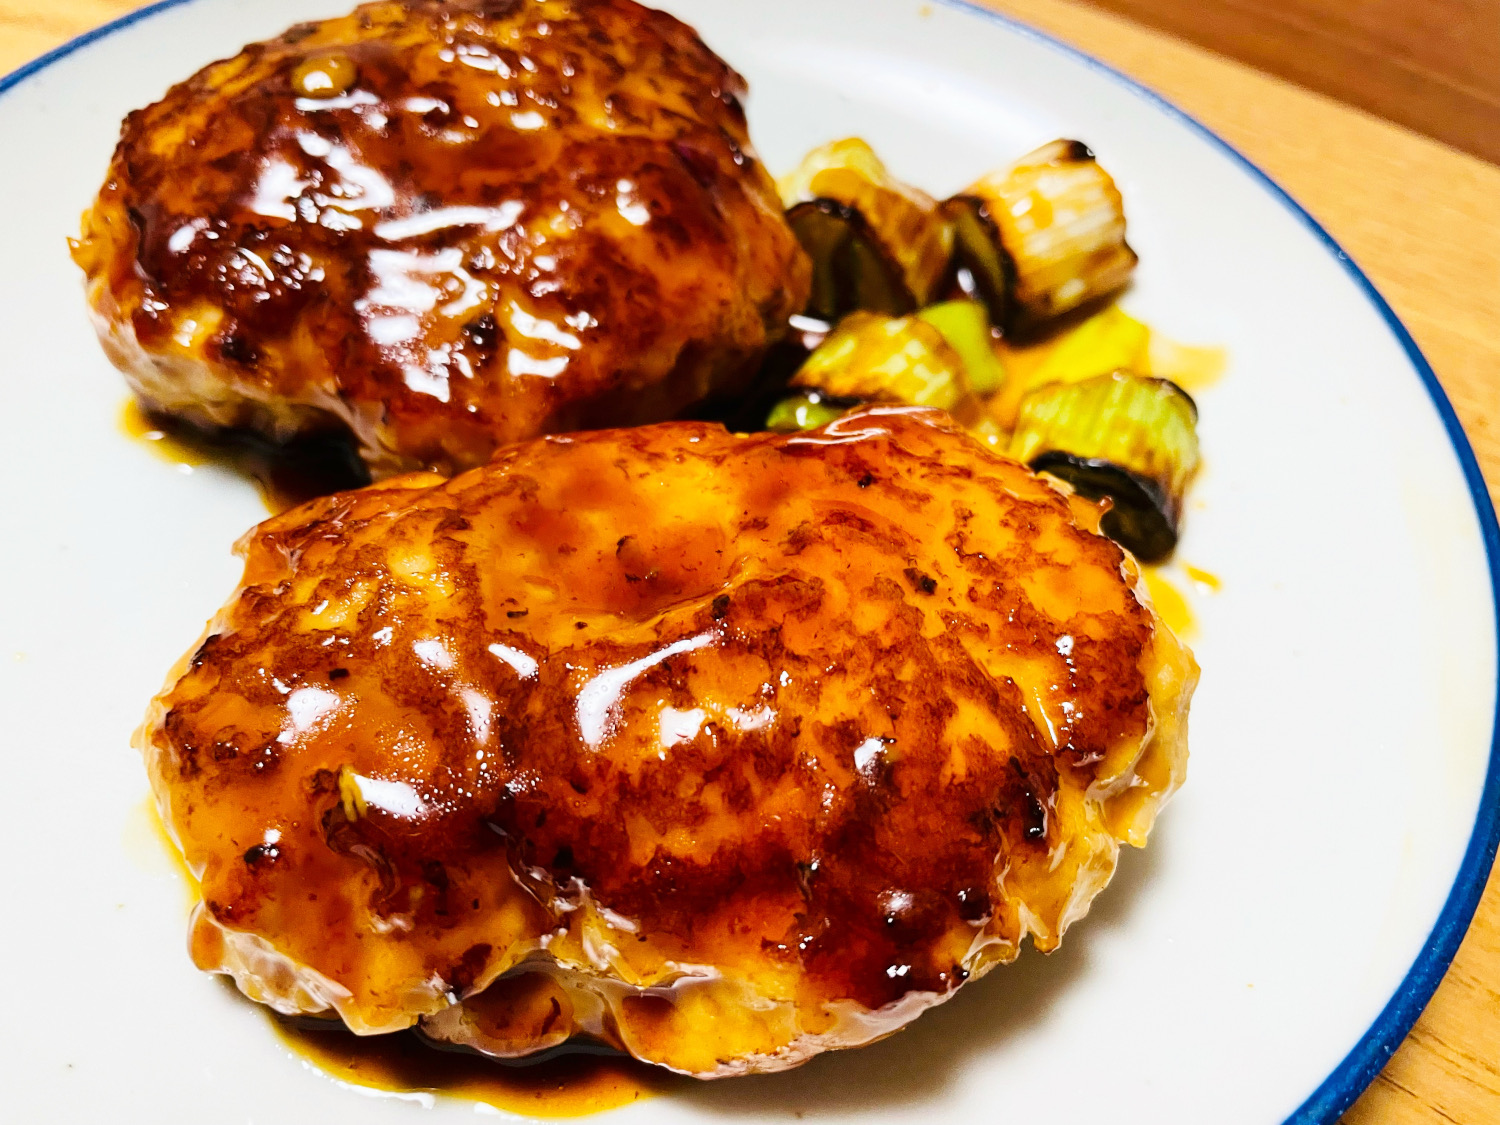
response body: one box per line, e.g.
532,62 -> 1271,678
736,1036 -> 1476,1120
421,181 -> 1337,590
120,398 -> 369,513
270,1015 -> 676,1117
139,796 -> 665,1115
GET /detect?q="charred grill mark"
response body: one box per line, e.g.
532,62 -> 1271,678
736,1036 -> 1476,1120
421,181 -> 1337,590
446,942 -> 494,995
903,567 -> 937,595
216,331 -> 259,368
244,842 -> 282,868
1010,756 -> 1048,841
190,633 -> 222,668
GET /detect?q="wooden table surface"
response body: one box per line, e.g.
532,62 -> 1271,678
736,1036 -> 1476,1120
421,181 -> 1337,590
4,1 -> 1498,1121
1077,0 -> 1500,166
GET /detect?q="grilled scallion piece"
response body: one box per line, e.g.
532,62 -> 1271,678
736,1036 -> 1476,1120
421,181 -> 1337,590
779,139 -> 954,320
786,203 -> 911,320
991,304 -> 1149,427
1010,372 -> 1199,561
915,300 -> 1006,394
944,139 -> 1136,331
791,311 -> 969,411
765,390 -> 856,433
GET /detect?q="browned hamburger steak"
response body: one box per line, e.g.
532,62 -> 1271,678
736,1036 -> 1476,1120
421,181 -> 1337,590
139,407 -> 1196,1077
73,0 -> 810,477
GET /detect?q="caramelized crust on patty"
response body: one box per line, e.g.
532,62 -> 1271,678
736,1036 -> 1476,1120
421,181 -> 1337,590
139,407 -> 1195,1075
73,0 -> 809,476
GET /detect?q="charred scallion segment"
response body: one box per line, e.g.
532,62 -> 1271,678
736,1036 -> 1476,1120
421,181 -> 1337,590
787,203 -> 913,320
941,194 -> 1013,327
780,139 -> 954,320
1010,372 -> 1199,561
949,139 -> 1136,330
915,300 -> 1006,394
765,390 -> 859,433
791,311 -> 968,411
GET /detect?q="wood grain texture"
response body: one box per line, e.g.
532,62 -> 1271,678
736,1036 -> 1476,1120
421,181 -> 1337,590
3,0 -> 1500,1121
974,0 -> 1500,493
1078,0 -> 1500,165
0,0 -> 138,72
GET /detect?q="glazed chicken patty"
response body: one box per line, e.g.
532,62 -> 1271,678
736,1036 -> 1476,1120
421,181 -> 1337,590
73,0 -> 809,477
139,407 -> 1196,1076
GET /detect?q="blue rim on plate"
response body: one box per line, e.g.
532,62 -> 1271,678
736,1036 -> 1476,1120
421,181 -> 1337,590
5,1 -> 1498,1120
934,1 -> 1500,1118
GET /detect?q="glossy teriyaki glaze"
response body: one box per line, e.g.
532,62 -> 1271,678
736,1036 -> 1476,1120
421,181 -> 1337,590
74,0 -> 810,477
140,407 -> 1196,1076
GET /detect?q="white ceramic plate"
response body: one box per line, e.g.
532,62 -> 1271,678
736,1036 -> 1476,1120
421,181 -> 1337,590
2,1 -> 1496,1122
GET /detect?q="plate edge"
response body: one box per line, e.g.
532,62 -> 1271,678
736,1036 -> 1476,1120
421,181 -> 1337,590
934,2 -> 1500,1121
0,0 -> 198,99
5,1 -> 1499,1121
